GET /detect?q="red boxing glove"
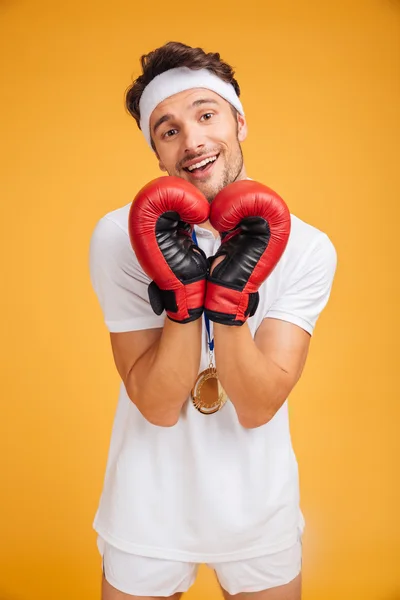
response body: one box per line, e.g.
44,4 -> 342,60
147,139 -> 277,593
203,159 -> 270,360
128,176 -> 210,323
204,180 -> 291,326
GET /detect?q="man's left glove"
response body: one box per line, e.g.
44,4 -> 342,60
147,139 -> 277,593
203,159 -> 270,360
204,180 -> 291,326
128,176 -> 210,323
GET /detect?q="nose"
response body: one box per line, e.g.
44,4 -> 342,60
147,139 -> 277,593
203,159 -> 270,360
181,125 -> 205,155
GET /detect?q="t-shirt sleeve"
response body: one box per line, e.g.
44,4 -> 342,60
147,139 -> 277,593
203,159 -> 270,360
88,215 -> 165,333
265,232 -> 337,336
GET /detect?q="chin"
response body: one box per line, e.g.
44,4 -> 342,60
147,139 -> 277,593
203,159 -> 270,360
172,163 -> 239,201
196,178 -> 225,203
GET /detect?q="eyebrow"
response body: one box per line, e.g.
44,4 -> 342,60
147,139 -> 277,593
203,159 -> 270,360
152,98 -> 219,136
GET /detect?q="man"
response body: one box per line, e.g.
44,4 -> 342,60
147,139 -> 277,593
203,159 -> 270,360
89,41 -> 337,600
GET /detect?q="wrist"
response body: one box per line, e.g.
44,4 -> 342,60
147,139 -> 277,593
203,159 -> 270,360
204,279 -> 259,326
149,277 -> 207,323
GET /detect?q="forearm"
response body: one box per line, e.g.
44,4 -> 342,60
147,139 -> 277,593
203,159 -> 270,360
128,318 -> 202,426
214,323 -> 289,428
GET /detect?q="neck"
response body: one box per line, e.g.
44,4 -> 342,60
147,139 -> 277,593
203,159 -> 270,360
236,164 -> 248,181
198,220 -> 219,238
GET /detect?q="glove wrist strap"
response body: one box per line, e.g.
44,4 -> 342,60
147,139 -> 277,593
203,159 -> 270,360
204,280 -> 259,325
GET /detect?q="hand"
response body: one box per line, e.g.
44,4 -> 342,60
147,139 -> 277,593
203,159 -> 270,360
204,180 -> 291,326
128,176 -> 210,323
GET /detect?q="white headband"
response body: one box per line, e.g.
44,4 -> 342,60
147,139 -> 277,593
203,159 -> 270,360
139,66 -> 245,148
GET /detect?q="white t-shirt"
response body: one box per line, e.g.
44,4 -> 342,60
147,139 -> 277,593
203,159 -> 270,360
88,193 -> 337,563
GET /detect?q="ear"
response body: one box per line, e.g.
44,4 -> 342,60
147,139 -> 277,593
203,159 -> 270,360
237,113 -> 248,143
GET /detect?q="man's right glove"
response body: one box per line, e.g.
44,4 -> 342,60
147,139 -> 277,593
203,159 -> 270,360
128,176 -> 210,324
204,180 -> 291,326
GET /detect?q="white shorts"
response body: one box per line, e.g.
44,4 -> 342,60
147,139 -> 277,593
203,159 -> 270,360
99,535 -> 302,596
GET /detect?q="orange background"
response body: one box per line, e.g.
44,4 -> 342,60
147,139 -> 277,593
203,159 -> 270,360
1,0 -> 399,598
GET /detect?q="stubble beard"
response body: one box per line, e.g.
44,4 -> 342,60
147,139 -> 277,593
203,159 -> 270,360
167,136 -> 244,202
202,141 -> 244,203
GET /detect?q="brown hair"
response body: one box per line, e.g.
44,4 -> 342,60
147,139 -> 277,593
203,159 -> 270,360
125,41 -> 241,146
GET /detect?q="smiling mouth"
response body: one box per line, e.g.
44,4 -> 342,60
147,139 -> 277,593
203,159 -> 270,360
183,154 -> 219,173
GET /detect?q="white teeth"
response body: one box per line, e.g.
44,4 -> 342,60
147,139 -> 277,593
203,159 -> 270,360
187,155 -> 217,171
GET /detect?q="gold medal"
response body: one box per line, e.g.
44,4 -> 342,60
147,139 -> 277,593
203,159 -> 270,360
191,352 -> 228,414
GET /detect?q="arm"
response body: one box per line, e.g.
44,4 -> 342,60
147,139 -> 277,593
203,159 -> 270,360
212,231 -> 337,428
89,179 -> 210,426
214,318 -> 310,428
203,183 -> 337,428
110,318 -> 202,427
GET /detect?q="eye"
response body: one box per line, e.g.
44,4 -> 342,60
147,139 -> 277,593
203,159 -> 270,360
163,129 -> 178,139
201,113 -> 214,121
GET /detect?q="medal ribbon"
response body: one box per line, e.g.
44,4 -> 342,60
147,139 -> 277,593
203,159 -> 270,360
191,228 -> 214,356
190,227 -> 228,414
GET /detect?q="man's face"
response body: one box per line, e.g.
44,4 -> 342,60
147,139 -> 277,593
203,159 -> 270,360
149,88 -> 248,202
